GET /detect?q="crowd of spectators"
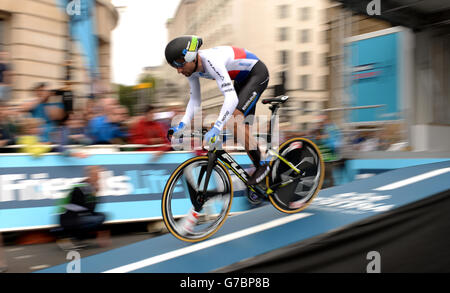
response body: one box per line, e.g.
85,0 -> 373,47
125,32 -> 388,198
0,81 -> 178,157
0,77 -> 401,158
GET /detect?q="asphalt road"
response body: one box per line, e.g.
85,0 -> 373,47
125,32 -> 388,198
1,222 -> 166,273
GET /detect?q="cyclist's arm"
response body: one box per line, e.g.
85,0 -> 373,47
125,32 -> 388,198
203,58 -> 238,131
180,76 -> 201,126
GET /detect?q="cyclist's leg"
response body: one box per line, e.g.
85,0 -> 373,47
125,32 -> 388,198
232,61 -> 270,184
230,109 -> 258,161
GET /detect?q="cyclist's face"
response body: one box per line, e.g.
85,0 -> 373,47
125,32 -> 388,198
174,58 -> 195,77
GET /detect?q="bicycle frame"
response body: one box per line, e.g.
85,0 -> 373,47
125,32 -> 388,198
205,148 -> 267,198
201,100 -> 303,199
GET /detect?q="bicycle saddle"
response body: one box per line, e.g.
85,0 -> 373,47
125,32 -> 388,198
262,95 -> 289,105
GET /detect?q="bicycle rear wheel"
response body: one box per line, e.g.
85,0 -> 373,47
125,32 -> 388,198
161,156 -> 233,242
267,137 -> 324,213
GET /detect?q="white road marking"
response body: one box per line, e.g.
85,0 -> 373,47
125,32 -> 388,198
5,247 -> 24,253
14,255 -> 33,260
103,212 -> 313,273
30,264 -> 50,270
374,167 -> 450,191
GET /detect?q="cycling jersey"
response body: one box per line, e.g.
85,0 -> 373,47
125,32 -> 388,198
180,46 -> 269,131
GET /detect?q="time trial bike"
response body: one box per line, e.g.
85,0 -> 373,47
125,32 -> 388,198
162,95 -> 324,242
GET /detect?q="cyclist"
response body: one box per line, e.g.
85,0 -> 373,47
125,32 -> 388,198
165,35 -> 270,185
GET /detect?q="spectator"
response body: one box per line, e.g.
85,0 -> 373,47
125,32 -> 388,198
83,98 -> 99,122
53,84 -> 74,122
129,105 -> 171,152
16,117 -> 52,157
0,233 -> 6,273
350,132 -> 366,151
20,82 -> 65,143
115,105 -> 131,137
158,105 -> 184,131
0,104 -> 17,151
56,165 -> 110,250
87,104 -> 128,144
314,115 -> 343,188
65,111 -> 92,145
0,51 -> 12,103
317,114 -> 342,155
99,97 -> 119,115
359,131 -> 380,152
54,111 -> 91,158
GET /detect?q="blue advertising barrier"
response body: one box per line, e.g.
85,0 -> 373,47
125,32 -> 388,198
335,157 -> 450,185
1,151 -> 449,232
0,152 -> 253,232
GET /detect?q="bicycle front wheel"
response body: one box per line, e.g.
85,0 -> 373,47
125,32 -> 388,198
267,137 -> 324,213
161,156 -> 233,242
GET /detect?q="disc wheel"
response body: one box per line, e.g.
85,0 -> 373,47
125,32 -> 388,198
266,138 -> 324,213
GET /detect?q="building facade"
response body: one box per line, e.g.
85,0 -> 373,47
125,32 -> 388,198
0,0 -> 118,104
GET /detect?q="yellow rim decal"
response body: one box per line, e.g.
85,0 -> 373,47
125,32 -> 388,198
162,156 -> 233,243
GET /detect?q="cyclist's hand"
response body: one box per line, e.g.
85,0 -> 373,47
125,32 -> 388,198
167,122 -> 185,141
204,127 -> 220,147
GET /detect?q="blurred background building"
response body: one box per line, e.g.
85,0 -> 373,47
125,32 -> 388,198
153,0 -> 449,152
0,0 -> 118,104
0,0 -> 448,151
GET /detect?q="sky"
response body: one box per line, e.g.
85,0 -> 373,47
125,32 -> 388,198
111,0 -> 181,86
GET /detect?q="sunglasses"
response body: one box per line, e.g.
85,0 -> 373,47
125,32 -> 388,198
171,59 -> 187,68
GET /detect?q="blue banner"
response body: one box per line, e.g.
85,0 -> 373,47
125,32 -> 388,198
57,0 -> 99,79
346,30 -> 401,122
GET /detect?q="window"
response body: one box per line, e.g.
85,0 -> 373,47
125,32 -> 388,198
297,101 -> 304,115
320,75 -> 329,90
278,5 -> 290,19
299,52 -> 310,66
321,53 -> 329,67
298,29 -> 311,43
0,19 -> 4,50
278,27 -> 290,42
279,51 -> 289,65
298,7 -> 311,21
321,30 -> 329,44
321,9 -> 329,24
300,75 -> 310,89
304,101 -> 312,111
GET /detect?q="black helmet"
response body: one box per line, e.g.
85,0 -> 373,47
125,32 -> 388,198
165,35 -> 203,68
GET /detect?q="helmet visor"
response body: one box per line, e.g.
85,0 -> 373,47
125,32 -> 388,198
171,59 -> 187,68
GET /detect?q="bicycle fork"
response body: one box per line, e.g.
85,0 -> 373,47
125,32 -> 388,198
188,151 -> 217,212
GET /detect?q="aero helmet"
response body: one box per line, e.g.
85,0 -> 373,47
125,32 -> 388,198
165,35 -> 203,68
